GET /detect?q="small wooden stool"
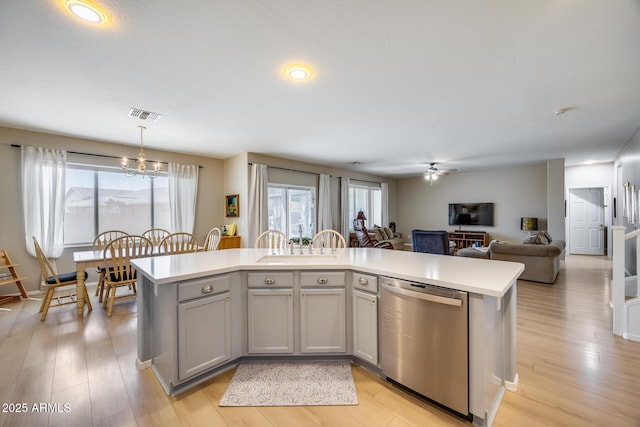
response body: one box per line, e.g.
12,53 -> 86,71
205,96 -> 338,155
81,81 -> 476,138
0,250 -> 29,310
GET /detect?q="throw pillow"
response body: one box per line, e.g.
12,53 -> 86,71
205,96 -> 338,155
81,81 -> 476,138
523,232 -> 548,245
373,228 -> 386,241
383,226 -> 394,239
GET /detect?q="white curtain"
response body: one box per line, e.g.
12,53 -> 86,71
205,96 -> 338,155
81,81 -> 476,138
318,174 -> 332,231
340,177 -> 350,240
169,163 -> 199,233
248,163 -> 268,246
381,182 -> 389,227
22,146 -> 67,258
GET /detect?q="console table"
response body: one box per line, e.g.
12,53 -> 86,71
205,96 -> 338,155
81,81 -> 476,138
449,231 -> 490,254
219,235 -> 241,250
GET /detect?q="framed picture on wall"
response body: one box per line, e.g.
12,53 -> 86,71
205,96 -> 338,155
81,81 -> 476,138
226,194 -> 239,217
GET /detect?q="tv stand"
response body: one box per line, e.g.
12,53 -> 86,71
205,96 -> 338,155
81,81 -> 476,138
449,230 -> 490,255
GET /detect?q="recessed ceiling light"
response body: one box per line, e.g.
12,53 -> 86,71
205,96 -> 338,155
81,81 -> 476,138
66,0 -> 106,24
284,64 -> 313,81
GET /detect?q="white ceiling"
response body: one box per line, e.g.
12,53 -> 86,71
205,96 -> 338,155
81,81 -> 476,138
1,1 -> 639,178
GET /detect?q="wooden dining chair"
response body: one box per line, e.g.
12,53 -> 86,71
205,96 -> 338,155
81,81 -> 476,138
255,230 -> 288,249
33,236 -> 92,321
141,228 -> 170,246
312,229 -> 347,249
203,227 -> 222,251
160,232 -> 199,254
93,230 -> 128,302
103,235 -> 153,317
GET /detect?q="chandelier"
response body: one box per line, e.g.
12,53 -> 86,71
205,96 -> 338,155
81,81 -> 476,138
121,125 -> 161,178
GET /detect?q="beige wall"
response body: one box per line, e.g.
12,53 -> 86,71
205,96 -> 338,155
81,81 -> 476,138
223,153 -> 248,246
247,153 -> 399,244
547,159 -> 566,241
3,124 -> 576,294
397,163 -> 548,243
0,127 -> 399,293
615,127 -> 640,273
0,126 -> 225,292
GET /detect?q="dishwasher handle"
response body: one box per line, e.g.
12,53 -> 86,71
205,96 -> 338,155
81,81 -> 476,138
381,282 -> 463,307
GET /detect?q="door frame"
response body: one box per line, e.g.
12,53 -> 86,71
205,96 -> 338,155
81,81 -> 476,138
567,186 -> 611,256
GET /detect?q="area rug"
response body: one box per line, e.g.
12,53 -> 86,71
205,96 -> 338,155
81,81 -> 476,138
219,360 -> 358,406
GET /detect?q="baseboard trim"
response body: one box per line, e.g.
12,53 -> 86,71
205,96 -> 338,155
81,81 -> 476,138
136,357 -> 152,370
505,373 -> 519,391
622,332 -> 640,342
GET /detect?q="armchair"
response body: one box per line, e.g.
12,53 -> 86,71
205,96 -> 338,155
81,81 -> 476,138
411,230 -> 452,255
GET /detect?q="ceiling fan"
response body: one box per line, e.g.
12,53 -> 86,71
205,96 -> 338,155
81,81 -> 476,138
423,162 -> 456,184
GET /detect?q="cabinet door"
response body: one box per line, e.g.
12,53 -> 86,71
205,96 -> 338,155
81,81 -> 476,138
178,292 -> 231,381
353,289 -> 378,365
300,288 -> 346,353
218,236 -> 241,250
248,289 -> 294,353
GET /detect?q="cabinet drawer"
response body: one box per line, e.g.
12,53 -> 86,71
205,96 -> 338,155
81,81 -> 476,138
352,272 -> 378,293
300,271 -> 346,287
178,275 -> 231,302
248,272 -> 294,288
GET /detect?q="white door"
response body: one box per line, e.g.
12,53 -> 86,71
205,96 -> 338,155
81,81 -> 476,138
569,188 -> 605,255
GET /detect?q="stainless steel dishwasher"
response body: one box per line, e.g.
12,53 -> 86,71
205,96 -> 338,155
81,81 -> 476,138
380,276 -> 469,416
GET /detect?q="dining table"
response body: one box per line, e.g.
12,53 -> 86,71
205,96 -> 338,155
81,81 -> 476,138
72,249 -> 106,318
72,246 -> 166,319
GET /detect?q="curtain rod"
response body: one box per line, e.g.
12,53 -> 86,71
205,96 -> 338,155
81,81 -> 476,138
248,162 -> 389,184
10,144 -> 203,168
248,162 -> 331,177
349,178 -> 384,185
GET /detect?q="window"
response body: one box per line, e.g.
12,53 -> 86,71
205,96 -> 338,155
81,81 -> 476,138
268,185 -> 315,240
349,184 -> 381,229
64,164 -> 169,245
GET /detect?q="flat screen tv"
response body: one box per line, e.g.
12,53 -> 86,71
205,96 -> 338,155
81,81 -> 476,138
448,203 -> 494,227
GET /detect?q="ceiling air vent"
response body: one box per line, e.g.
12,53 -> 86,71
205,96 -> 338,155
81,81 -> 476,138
128,108 -> 162,122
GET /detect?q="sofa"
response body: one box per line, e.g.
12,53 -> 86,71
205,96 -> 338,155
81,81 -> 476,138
349,226 -> 405,250
488,233 -> 566,284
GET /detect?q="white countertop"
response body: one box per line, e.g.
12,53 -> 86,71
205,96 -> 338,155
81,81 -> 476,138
132,248 -> 524,297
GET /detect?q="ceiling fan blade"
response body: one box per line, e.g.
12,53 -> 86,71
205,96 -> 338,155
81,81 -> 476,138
439,168 -> 458,174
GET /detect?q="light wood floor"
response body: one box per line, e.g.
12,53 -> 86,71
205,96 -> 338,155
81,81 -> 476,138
1,255 -> 639,427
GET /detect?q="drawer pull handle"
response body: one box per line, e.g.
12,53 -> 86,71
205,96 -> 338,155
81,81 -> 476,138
317,277 -> 328,284
358,277 -> 369,286
264,277 -> 275,285
202,284 -> 214,294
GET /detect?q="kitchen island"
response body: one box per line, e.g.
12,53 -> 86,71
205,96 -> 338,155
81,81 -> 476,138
132,248 -> 523,427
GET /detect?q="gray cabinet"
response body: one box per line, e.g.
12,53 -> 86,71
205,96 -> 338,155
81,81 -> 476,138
352,272 -> 378,365
352,289 -> 378,365
300,288 -> 346,353
248,288 -> 294,353
177,278 -> 231,381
